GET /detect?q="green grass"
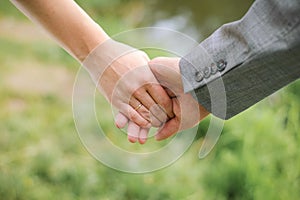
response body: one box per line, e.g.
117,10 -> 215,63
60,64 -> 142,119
0,38 -> 77,68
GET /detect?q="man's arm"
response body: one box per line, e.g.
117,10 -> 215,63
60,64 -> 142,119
180,0 -> 300,119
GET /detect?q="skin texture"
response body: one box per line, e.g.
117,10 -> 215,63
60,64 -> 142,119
116,57 -> 210,143
95,42 -> 173,128
10,0 -> 174,129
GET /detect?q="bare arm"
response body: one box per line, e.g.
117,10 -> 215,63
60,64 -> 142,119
10,0 -> 109,62
10,0 -> 174,141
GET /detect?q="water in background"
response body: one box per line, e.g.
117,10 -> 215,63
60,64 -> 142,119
143,0 -> 254,40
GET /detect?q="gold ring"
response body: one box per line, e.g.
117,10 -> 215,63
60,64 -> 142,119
134,104 -> 142,111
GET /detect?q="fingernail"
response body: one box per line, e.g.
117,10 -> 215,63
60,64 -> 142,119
155,137 -> 163,141
154,133 -> 163,141
115,123 -> 121,129
139,138 -> 147,144
128,137 -> 137,143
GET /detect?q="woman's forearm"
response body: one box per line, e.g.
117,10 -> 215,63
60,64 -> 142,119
10,0 -> 109,62
10,0 -> 175,138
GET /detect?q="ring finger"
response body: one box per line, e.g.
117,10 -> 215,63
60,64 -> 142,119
130,97 -> 162,127
133,89 -> 168,125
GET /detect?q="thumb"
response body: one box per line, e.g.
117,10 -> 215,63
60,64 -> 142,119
149,57 -> 182,93
155,118 -> 180,141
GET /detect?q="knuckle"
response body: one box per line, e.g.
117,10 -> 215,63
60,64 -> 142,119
140,121 -> 149,127
131,114 -> 148,127
151,120 -> 162,128
149,57 -> 164,64
129,113 -> 139,122
149,114 -> 160,126
149,106 -> 161,116
160,99 -> 171,110
132,89 -> 142,97
150,110 -> 167,124
140,110 -> 151,120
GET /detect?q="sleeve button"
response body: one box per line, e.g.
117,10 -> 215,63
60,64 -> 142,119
210,63 -> 218,74
195,71 -> 204,82
203,66 -> 211,78
217,59 -> 227,71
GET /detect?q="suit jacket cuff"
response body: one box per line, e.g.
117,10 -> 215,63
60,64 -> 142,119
179,0 -> 300,120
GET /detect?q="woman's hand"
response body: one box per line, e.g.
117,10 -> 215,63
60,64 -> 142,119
84,40 -> 174,128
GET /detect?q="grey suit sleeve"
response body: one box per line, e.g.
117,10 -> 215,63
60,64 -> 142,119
179,0 -> 300,119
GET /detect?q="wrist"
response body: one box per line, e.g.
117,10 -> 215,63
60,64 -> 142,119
82,39 -> 132,84
72,22 -> 110,62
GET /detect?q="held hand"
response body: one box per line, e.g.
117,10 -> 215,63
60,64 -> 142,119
149,57 -> 210,140
115,57 -> 210,143
115,113 -> 149,144
84,40 -> 174,128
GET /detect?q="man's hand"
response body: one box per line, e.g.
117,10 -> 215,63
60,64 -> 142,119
148,57 -> 210,140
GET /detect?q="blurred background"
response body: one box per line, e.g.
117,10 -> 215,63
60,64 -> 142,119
1,0 -> 299,199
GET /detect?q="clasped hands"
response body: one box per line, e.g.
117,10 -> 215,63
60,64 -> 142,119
85,39 -> 209,144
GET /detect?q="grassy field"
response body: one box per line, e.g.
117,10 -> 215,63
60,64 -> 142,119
1,1 -> 300,200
